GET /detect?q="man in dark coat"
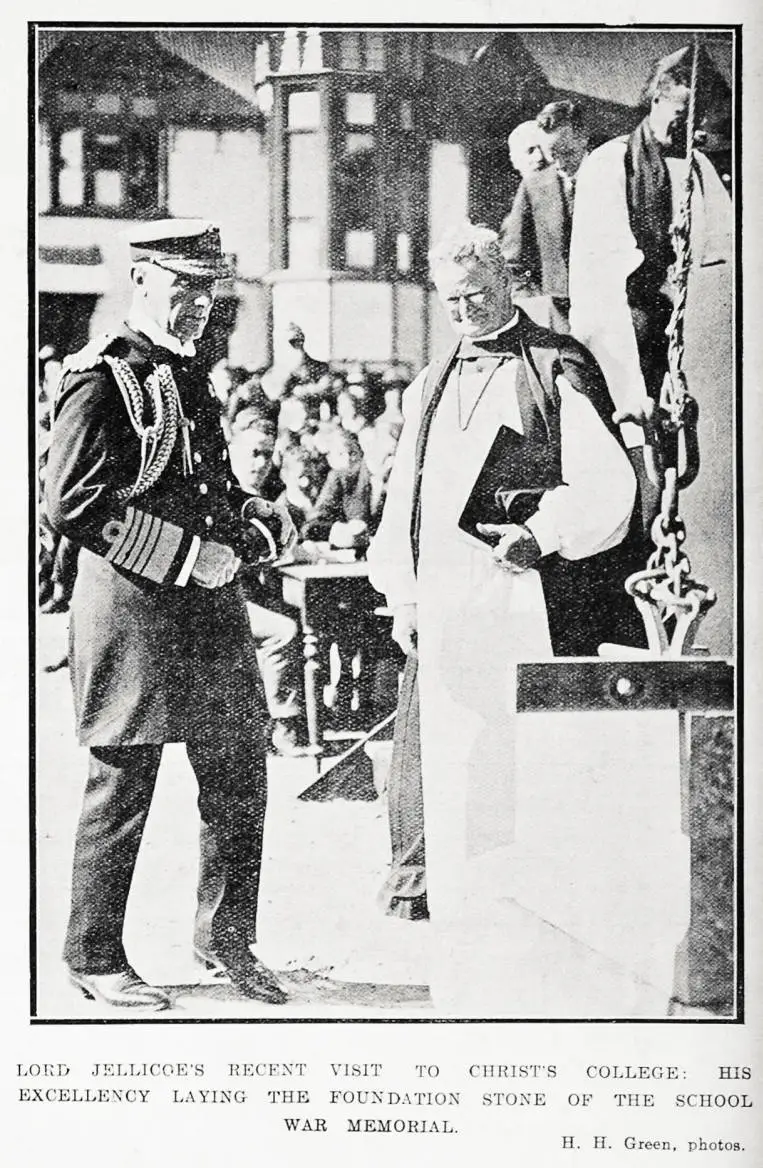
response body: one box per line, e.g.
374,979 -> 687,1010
45,219 -> 294,1009
500,101 -> 590,333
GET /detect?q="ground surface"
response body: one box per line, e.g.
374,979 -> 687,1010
36,613 -> 684,1022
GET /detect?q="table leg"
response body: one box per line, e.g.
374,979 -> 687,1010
302,621 -> 322,753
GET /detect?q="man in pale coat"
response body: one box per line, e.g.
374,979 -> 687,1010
569,46 -> 732,530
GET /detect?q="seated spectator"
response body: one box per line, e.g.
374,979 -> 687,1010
336,379 -> 385,438
302,426 -> 386,549
226,408 -> 308,756
309,417 -> 343,460
208,359 -> 253,407
277,392 -> 311,439
304,371 -> 342,426
259,363 -> 290,408
358,420 -> 399,497
225,370 -> 279,432
336,385 -> 362,432
330,371 -> 348,397
310,372 -> 339,422
228,409 -> 284,501
278,441 -> 329,534
260,322 -> 328,407
291,370 -> 336,428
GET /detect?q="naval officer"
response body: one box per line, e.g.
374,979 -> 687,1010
46,219 -> 293,1009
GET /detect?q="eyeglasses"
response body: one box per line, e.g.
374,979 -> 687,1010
446,289 -> 488,309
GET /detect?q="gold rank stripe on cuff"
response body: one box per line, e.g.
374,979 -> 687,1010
104,506 -> 187,583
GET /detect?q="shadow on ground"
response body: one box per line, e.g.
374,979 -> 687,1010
168,969 -> 431,1013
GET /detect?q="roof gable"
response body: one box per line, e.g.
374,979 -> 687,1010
38,30 -> 262,125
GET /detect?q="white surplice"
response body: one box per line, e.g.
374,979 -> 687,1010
569,139 -> 733,448
368,338 -> 637,1010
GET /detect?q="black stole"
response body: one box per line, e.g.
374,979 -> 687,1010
624,116 -> 694,307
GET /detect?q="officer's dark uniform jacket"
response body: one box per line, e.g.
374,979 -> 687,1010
46,324 -> 268,747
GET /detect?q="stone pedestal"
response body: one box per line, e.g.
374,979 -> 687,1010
671,714 -> 736,1014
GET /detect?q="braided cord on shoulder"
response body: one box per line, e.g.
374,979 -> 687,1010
104,356 -> 181,502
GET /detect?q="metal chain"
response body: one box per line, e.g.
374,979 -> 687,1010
663,35 -> 699,436
625,37 -> 717,655
646,469 -> 687,601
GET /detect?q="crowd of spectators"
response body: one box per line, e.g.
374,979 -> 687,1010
38,325 -> 409,604
215,331 -> 409,754
38,345 -> 78,621
218,325 -> 407,559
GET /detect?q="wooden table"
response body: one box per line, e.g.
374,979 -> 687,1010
277,561 -> 399,753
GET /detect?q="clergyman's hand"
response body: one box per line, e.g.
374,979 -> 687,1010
476,522 -> 542,572
612,394 -> 656,431
391,603 -> 418,656
191,540 -> 241,589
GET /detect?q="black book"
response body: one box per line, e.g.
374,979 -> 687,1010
458,425 -> 564,547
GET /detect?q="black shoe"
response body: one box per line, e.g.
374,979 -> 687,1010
68,967 -> 171,1010
210,940 -> 288,1004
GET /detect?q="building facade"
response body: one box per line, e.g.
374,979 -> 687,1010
39,26 -> 731,372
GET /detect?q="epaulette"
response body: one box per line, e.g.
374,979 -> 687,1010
61,332 -> 118,375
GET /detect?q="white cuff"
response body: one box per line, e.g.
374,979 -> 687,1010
175,535 -> 201,587
619,421 -> 645,449
524,508 -> 561,557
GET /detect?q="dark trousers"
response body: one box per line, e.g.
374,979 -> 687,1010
63,734 -> 268,975
246,600 -> 301,721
